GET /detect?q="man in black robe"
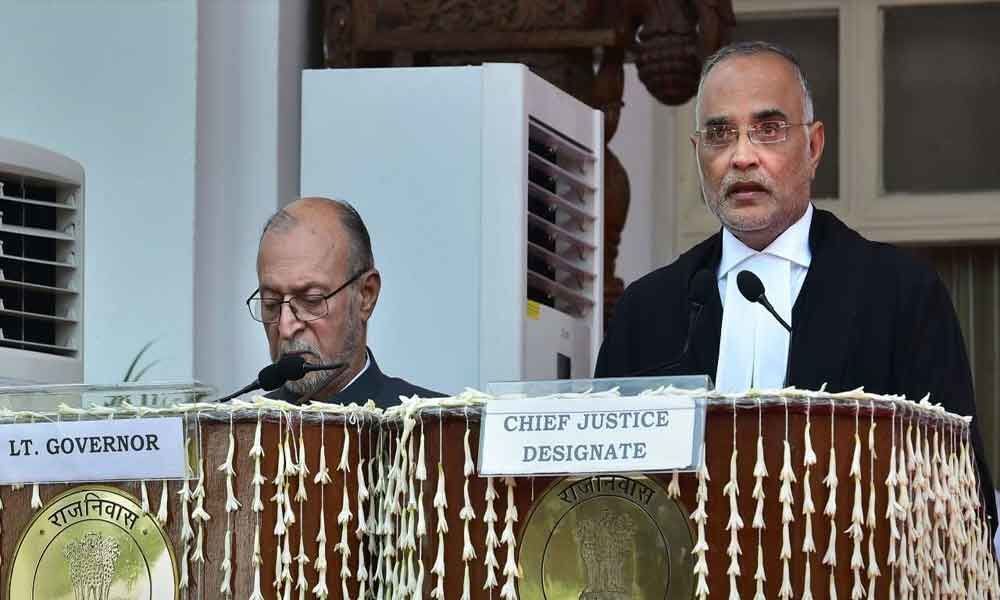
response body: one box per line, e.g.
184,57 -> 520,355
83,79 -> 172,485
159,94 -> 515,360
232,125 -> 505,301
250,197 -> 439,408
596,41 -> 996,532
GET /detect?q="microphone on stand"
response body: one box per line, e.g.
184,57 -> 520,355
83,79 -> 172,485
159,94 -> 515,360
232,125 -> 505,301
736,270 -> 791,332
215,354 -> 346,402
630,269 -> 717,376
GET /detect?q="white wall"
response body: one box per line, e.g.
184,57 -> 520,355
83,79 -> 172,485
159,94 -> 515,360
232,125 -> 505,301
194,0 -> 310,396
0,0 -> 198,384
0,0 -> 308,395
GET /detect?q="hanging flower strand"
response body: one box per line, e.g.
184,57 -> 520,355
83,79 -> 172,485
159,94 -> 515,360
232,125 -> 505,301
691,443 -> 710,600
483,476 -> 500,593
414,417 -> 429,599
723,396 -> 743,600
294,412 -> 310,600
499,476 -> 520,600
334,420 -> 354,598
847,400 -> 866,600
430,461 -> 449,598
777,397 -> 797,600
885,402 -> 901,597
821,397 -> 839,600
866,401 -> 881,598
249,410 -> 266,600
356,419 -> 371,599
177,430 -> 195,590
218,412 -> 240,596
751,396 -> 767,600
270,412 -> 290,596
191,414 -> 212,568
460,411 -> 478,600
801,396 -> 818,600
312,413 -> 331,600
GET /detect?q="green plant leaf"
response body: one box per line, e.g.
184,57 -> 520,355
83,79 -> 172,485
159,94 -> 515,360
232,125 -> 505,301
123,340 -> 157,382
131,361 -> 160,383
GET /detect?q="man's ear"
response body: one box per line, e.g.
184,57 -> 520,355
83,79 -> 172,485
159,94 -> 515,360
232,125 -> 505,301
807,120 -> 826,178
358,269 -> 381,322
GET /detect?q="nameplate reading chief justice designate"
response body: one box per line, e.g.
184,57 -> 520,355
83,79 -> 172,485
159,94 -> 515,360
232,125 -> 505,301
479,393 -> 701,476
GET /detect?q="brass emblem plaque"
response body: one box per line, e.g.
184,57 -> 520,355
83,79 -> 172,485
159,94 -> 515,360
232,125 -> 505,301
520,474 -> 694,600
7,486 -> 178,600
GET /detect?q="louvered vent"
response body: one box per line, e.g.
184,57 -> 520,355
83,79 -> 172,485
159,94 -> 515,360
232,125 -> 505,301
0,138 -> 84,383
526,117 -> 600,318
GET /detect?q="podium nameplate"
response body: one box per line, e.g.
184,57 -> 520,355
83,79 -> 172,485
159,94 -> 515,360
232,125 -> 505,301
478,393 -> 703,476
0,417 -> 185,484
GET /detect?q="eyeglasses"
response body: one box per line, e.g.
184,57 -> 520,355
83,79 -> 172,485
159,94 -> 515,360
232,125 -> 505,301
246,270 -> 367,324
695,120 -> 811,149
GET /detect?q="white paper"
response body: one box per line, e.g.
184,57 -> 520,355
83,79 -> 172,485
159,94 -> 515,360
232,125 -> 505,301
479,394 -> 702,476
0,417 -> 186,484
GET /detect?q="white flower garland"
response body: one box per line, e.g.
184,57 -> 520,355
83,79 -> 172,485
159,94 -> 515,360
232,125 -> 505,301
0,388 -> 995,599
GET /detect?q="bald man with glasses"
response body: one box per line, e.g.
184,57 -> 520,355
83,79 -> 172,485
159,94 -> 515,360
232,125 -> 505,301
596,41 -> 996,534
248,196 -> 440,407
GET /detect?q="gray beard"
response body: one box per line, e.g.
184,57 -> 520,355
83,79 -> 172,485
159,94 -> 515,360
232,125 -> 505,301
284,369 -> 337,396
279,304 -> 362,398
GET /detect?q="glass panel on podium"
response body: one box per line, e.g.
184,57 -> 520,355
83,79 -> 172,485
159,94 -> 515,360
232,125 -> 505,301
486,374 -> 712,396
0,381 -> 213,412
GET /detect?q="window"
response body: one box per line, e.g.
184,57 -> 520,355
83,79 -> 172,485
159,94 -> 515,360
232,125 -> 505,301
0,138 -> 84,383
883,3 -> 1000,193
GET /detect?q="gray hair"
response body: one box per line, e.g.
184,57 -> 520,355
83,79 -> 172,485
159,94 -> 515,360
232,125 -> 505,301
694,41 -> 815,126
261,197 -> 375,275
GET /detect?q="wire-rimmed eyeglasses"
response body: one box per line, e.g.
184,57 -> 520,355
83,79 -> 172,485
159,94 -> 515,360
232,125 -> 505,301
246,269 -> 367,324
694,120 -> 812,149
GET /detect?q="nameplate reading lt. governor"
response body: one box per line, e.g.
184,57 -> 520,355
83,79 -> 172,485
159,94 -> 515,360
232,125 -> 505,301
478,395 -> 703,476
0,417 -> 185,485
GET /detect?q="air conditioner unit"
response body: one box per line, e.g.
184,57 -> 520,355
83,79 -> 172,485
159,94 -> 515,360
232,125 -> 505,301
0,138 -> 84,384
301,63 -> 603,394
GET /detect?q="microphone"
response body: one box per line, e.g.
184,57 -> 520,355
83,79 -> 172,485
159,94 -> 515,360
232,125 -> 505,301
736,270 -> 791,332
630,269 -> 716,376
215,354 -> 346,402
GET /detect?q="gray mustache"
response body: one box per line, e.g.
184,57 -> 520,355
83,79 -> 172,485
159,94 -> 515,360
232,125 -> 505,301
723,176 -> 770,194
279,340 -> 319,357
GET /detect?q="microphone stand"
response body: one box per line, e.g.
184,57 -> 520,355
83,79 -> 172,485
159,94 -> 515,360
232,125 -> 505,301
215,380 -> 263,403
214,358 -> 346,403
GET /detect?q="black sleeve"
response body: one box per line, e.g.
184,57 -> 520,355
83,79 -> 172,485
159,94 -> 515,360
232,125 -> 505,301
595,289 -> 633,378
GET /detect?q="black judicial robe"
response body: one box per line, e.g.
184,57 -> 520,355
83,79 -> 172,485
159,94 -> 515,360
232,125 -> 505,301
596,208 -> 997,532
268,348 -> 442,409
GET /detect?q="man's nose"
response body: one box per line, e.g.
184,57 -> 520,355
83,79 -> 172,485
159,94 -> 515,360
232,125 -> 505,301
276,302 -> 305,340
729,132 -> 760,171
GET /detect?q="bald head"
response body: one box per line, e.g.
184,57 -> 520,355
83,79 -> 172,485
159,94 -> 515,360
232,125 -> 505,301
261,197 -> 374,275
695,41 -> 814,127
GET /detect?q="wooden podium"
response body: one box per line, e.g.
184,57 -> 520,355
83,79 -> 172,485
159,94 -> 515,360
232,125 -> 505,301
0,385 -> 996,599
0,387 -> 376,600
